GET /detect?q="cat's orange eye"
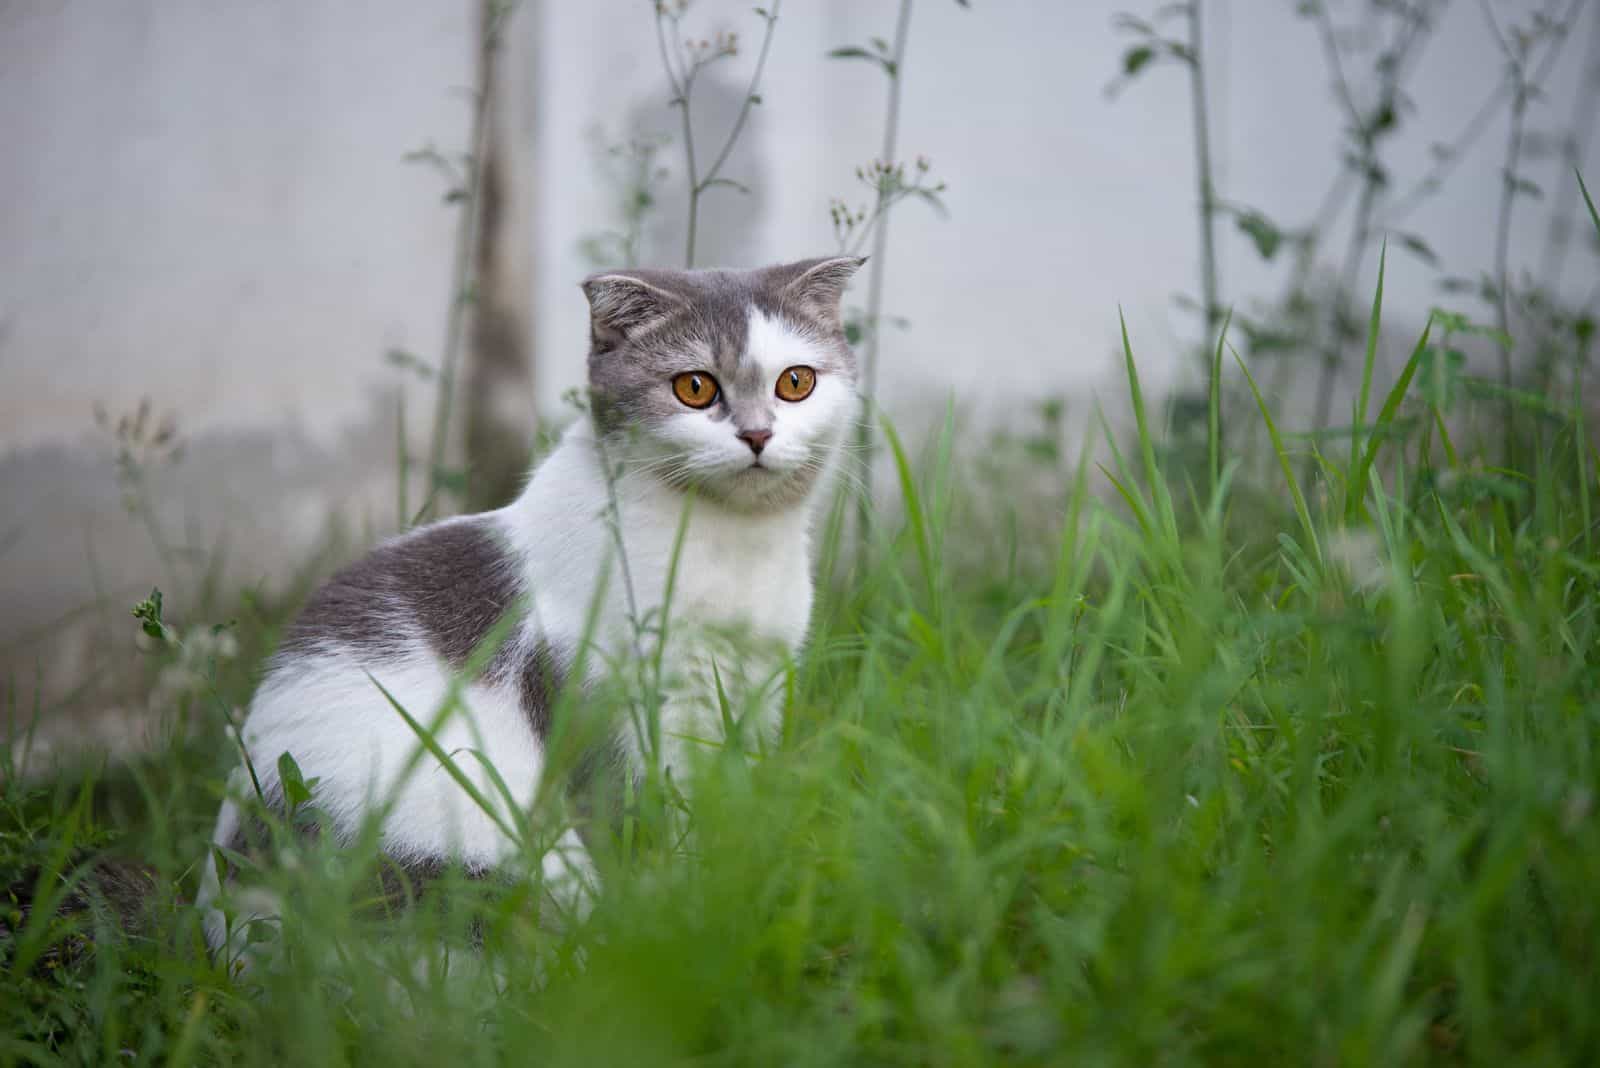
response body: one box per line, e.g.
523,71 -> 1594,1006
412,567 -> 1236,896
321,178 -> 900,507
775,365 -> 816,402
672,371 -> 720,409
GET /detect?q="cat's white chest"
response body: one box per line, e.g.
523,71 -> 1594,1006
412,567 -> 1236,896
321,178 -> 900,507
631,506 -> 813,650
507,431 -> 818,664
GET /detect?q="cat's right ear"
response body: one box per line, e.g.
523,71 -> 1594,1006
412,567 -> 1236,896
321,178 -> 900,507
581,274 -> 682,350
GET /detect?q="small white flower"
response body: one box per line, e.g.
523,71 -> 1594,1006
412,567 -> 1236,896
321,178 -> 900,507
1326,527 -> 1387,592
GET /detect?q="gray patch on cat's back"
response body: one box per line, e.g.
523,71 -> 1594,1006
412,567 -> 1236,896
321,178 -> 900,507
282,518 -> 520,667
280,517 -> 568,739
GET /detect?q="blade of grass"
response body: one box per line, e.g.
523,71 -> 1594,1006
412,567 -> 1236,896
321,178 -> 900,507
1578,168 -> 1599,237
1119,308 -> 1178,542
166,993 -> 210,1068
1233,347 -> 1321,563
457,747 -> 529,841
11,782 -> 93,976
646,490 -> 698,766
880,413 -> 938,617
1577,170 -> 1598,553
1095,403 -> 1155,537
367,672 -> 523,849
1349,318 -> 1434,513
1345,241 -> 1387,522
1210,307 -> 1233,507
1432,407 -> 1460,469
1096,464 -> 1154,539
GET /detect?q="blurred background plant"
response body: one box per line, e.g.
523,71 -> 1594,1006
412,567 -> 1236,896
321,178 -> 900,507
1101,0 -> 1596,502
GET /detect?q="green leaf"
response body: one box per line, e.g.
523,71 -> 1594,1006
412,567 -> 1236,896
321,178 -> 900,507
244,920 -> 277,945
1236,212 -> 1282,261
1123,45 -> 1155,76
385,348 -> 437,380
1395,232 -> 1438,266
827,46 -> 892,75
909,187 -> 950,217
132,588 -> 170,642
1429,307 -> 1510,347
1508,176 -> 1543,199
277,751 -> 312,809
210,845 -> 232,884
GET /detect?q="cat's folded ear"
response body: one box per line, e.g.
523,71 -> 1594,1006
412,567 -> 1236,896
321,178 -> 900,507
778,256 -> 867,322
581,273 -> 684,349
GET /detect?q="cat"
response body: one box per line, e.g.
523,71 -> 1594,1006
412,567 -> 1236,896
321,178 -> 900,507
197,255 -> 864,958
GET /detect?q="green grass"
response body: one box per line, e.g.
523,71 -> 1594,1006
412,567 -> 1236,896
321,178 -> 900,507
4,281 -> 1600,1065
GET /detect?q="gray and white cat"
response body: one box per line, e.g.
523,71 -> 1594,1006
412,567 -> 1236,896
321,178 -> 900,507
198,256 -> 864,955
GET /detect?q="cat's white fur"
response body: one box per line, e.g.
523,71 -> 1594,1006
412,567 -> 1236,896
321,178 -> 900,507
199,308 -> 851,956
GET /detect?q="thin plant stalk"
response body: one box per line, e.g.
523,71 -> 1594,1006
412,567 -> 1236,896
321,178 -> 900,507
1484,0 -> 1587,326
1490,106 -> 1524,456
1480,0 -> 1586,446
1308,2 -> 1435,436
426,2 -> 510,516
654,1 -> 783,268
1186,0 -> 1222,354
1488,19 -> 1528,360
396,387 -> 410,530
855,0 -> 915,551
1313,174 -> 1382,435
1387,2 -> 1581,231
1183,0 -> 1228,485
1540,3 -> 1600,293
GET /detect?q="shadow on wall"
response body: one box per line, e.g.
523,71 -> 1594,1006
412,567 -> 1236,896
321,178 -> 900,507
0,392 -> 411,744
606,71 -> 770,271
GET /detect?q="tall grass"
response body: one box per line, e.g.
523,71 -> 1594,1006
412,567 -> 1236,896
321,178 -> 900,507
5,241 -> 1599,1064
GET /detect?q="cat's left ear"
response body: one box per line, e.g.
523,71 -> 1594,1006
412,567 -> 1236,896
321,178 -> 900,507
778,256 -> 867,323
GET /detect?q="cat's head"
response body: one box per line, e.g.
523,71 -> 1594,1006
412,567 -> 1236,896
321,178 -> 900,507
581,257 -> 864,512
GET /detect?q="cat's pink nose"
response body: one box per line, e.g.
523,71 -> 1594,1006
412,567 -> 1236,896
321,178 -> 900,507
738,428 -> 773,455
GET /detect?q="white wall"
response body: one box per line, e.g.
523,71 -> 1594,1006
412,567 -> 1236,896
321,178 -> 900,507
5,0 -> 1594,448
536,0 -> 1599,418
2,0 -> 1596,722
